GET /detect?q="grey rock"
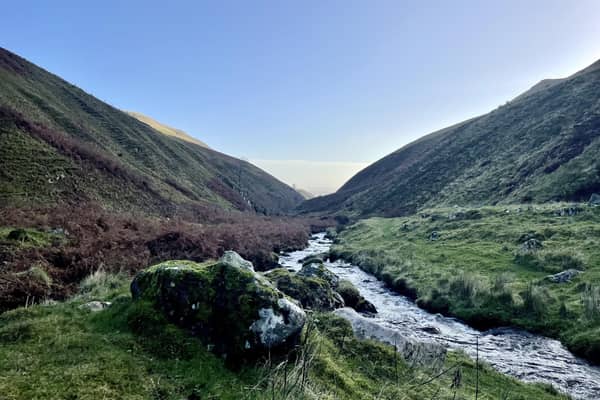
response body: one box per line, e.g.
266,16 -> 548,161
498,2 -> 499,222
520,238 -> 543,253
79,301 -> 111,312
298,262 -> 340,289
419,326 -> 441,335
590,193 -> 600,206
545,269 -> 582,283
429,231 -> 440,241
219,250 -> 255,272
334,308 -> 446,366
131,256 -> 305,357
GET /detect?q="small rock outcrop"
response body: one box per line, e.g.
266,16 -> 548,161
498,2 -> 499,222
334,308 -> 446,366
520,238 -> 543,253
590,193 -> 600,206
337,280 -> 377,314
298,261 -> 340,289
79,301 -> 111,312
545,269 -> 582,283
130,253 -> 306,358
265,268 -> 344,311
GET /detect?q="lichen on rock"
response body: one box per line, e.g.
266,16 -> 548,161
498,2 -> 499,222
130,252 -> 305,358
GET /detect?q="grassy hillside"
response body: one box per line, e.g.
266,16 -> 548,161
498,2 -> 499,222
331,203 -> 600,364
0,272 -> 566,400
300,59 -> 600,217
0,47 -> 303,216
126,111 -> 209,148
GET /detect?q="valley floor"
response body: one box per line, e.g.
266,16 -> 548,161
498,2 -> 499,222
0,270 -> 566,399
331,203 -> 600,366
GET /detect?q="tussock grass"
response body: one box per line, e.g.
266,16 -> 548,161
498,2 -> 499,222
0,273 -> 567,399
333,203 -> 600,364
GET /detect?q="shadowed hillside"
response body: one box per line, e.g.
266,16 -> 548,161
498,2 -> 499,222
300,59 -> 600,217
0,47 -> 303,216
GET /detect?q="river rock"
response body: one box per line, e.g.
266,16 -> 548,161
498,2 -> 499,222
130,253 -> 306,358
545,269 -> 582,283
265,268 -> 344,311
590,193 -> 600,206
298,261 -> 340,289
419,326 -> 441,335
337,279 -> 377,314
334,308 -> 446,366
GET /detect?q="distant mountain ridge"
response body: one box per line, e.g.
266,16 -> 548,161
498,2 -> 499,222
0,47 -> 303,216
300,58 -> 600,217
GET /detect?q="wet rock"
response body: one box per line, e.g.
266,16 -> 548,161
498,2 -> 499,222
79,301 -> 111,312
265,268 -> 344,311
545,269 -> 582,283
333,308 -> 446,366
298,261 -> 339,289
131,253 -> 305,358
299,254 -> 325,266
337,279 -> 377,314
419,326 -> 441,335
590,193 -> 600,206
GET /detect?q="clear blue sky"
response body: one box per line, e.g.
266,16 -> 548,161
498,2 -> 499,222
2,1 -> 600,193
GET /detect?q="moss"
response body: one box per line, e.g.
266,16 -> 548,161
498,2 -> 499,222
265,268 -> 342,311
334,204 -> 600,364
0,273 -> 568,399
131,259 -> 290,358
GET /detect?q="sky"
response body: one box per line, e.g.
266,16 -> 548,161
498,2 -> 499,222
2,1 -> 600,195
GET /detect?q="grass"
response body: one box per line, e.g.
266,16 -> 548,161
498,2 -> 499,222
0,272 -> 567,400
0,47 -> 303,216
332,203 -> 600,364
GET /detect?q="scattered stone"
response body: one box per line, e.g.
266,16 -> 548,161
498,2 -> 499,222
520,238 -> 543,253
554,206 -> 582,217
79,301 -> 111,312
131,254 -> 306,357
419,326 -> 442,335
545,269 -> 582,283
429,231 -> 440,241
337,279 -> 377,315
590,194 -> 600,206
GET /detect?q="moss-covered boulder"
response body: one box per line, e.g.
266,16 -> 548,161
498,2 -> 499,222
130,252 -> 305,358
298,261 -> 339,289
265,268 -> 344,311
337,280 -> 377,314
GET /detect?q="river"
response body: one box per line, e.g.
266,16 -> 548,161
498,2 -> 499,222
279,233 -> 600,399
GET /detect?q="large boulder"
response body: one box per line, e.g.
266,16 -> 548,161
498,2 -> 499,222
337,279 -> 377,314
265,268 -> 344,311
130,253 -> 305,358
